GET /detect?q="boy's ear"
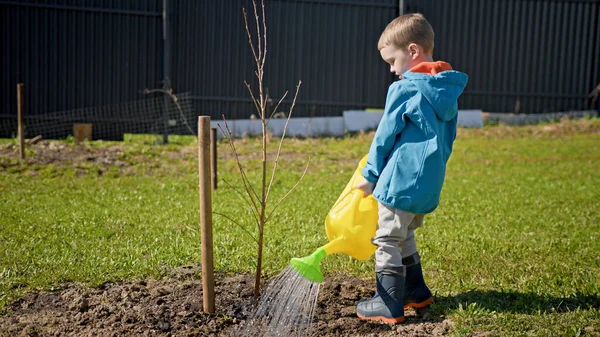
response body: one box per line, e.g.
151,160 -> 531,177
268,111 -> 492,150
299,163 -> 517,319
408,43 -> 419,59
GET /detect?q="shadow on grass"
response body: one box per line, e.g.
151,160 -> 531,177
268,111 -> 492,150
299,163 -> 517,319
430,290 -> 600,315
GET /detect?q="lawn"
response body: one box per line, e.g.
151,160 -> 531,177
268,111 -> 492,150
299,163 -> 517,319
1,118 -> 599,336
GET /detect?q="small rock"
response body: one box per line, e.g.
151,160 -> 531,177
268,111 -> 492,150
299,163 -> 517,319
177,311 -> 192,317
157,320 -> 170,331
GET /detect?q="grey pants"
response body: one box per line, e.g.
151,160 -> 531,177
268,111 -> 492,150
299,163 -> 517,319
373,202 -> 424,275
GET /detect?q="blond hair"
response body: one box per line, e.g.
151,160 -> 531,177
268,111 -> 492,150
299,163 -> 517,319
378,13 -> 434,54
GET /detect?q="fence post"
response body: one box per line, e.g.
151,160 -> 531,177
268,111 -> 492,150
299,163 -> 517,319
198,116 -> 215,314
399,0 -> 406,15
210,127 -> 217,190
162,0 -> 172,144
17,83 -> 25,160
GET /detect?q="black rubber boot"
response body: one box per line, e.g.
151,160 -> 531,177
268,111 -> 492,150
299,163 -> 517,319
403,253 -> 434,309
356,272 -> 405,324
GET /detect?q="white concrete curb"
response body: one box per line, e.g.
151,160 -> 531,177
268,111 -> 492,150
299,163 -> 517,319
210,109 -> 484,138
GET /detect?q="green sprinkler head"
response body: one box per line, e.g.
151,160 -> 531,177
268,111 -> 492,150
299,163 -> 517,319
290,247 -> 327,283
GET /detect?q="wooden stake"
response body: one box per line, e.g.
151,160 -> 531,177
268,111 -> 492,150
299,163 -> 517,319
198,116 -> 215,314
73,124 -> 92,142
17,83 -> 25,160
210,127 -> 218,190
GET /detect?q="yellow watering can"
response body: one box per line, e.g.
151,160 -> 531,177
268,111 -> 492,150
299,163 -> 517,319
290,155 -> 378,282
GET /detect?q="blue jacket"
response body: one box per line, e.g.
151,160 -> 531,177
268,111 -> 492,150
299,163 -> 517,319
362,69 -> 468,214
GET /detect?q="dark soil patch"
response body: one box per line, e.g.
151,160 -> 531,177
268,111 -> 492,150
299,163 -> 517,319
0,141 -> 126,166
0,266 -> 453,337
0,141 -> 196,176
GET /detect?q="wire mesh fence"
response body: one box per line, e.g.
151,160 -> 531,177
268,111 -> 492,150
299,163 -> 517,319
0,92 -> 195,142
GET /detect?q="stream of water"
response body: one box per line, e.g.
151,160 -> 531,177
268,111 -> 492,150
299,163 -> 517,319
242,265 -> 321,337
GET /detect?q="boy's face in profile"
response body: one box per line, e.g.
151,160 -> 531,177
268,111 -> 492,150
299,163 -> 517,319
380,43 -> 421,79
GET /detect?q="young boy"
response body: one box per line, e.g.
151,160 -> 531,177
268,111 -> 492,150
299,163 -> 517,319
355,13 -> 468,323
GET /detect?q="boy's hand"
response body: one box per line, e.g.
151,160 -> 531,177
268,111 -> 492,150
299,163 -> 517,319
355,180 -> 375,197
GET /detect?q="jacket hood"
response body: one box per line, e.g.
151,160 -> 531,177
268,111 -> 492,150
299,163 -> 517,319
402,69 -> 468,121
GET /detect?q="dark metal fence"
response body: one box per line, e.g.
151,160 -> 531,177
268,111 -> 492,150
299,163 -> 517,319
1,0 -> 599,139
408,0 -> 600,114
2,92 -> 193,141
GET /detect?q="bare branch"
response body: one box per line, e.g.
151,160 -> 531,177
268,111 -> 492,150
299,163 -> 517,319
251,69 -> 265,119
265,156 -> 310,223
266,90 -> 288,125
141,88 -> 172,96
252,0 -> 262,63
141,88 -> 195,136
250,0 -> 266,119
242,8 -> 259,69
218,118 -> 261,203
265,89 -> 271,122
589,83 -> 600,104
217,119 -> 261,206
222,177 -> 260,224
261,0 -> 267,68
265,81 -> 302,204
214,212 -> 258,244
244,81 -> 262,115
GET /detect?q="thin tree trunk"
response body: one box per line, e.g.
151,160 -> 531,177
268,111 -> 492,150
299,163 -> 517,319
254,107 -> 268,303
254,228 -> 264,303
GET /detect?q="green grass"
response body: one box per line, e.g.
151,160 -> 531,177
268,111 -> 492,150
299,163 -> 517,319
1,119 -> 599,335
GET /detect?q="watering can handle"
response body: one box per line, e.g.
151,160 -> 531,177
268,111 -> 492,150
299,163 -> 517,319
345,188 -> 365,225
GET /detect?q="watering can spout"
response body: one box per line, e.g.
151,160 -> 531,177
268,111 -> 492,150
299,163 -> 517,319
290,247 -> 327,283
322,237 -> 347,256
290,235 -> 365,283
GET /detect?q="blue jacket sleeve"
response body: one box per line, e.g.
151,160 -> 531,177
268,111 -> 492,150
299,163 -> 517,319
362,82 -> 407,184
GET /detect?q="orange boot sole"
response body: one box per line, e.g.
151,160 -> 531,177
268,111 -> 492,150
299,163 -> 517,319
404,297 -> 434,310
357,313 -> 405,324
